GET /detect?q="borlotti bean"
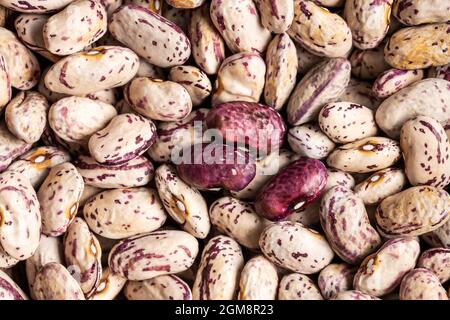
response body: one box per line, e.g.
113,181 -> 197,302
295,43 -> 324,75
372,69 -> 424,98
344,0 -> 393,50
0,247 -> 19,268
108,230 -> 198,280
83,187 -> 167,239
238,255 -> 278,300
354,167 -> 406,205
45,46 -> 139,95
423,219 -> 450,249
5,91 -> 48,144
0,27 -> 40,90
168,66 -> 212,107
33,262 -> 85,300
188,4 -> 225,75
109,4 -> 191,68
125,77 -> 192,122
318,102 -> 378,144
0,122 -> 32,172
193,235 -> 244,300
353,237 -> 420,297
64,217 -> 102,296
288,124 -> 335,160
418,248 -> 450,284
375,186 -> 450,238
89,267 -> 127,300
209,197 -> 267,250
25,235 -> 63,298
43,0 -> 107,56
278,273 -> 323,300
0,0 -> 72,12
259,221 -> 334,274
125,274 -> 192,300
264,33 -> 298,110
14,14 -> 60,62
385,23 -> 450,70
254,0 -> 294,34
287,58 -> 351,126
332,290 -> 380,300
48,96 -> 117,144
320,186 -> 381,265
399,268 -> 449,300
376,79 -> 450,139
210,0 -> 271,54
155,164 -> 210,239
325,168 -> 355,191
74,155 -> 153,188
0,171 -> 41,260
327,137 -> 401,173
88,113 -> 157,165
0,53 -> 10,111
38,162 -> 84,237
393,0 -> 450,26
318,263 -> 357,300
288,0 -> 352,58
350,46 -> 391,80
400,116 -> 450,188
0,269 -> 28,300
337,78 -> 380,110
232,149 -> 299,200
212,52 -> 266,106
148,108 -> 208,163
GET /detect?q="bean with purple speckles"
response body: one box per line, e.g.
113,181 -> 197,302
0,269 -> 28,300
318,263 -> 356,299
332,290 -> 380,300
278,273 -> 323,300
393,0 -> 450,26
238,255 -> 278,300
400,268 -> 448,300
288,124 -> 335,160
418,248 -> 450,284
0,0 -> 74,13
125,274 -> 192,300
88,267 -> 127,300
168,65 -> 211,107
350,46 -> 390,80
372,68 -> 424,98
255,0 -> 294,34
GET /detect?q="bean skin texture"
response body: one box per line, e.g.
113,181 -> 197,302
318,263 -> 356,299
399,268 -> 449,300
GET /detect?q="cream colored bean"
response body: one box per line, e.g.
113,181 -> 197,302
418,248 -> 450,284
372,68 -> 424,98
337,78 -> 380,110
255,0 -> 294,34
0,122 -> 32,172
168,65 -> 211,107
125,275 -> 192,300
350,46 -> 390,80
400,268 -> 448,300
0,269 -> 28,300
0,0 -> 73,12
393,0 -> 450,26
238,255 -> 278,300
318,263 -> 356,299
0,53 -> 10,111
278,273 -> 323,300
325,168 -> 355,190
88,267 -> 126,300
332,290 -> 380,300
288,123 -> 335,160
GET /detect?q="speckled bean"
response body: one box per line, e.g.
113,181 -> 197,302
372,68 -> 424,98
320,186 -> 381,264
259,221 -> 334,274
187,4 -> 225,75
38,162 -> 84,236
212,52 -> 266,106
0,171 -> 41,260
0,247 -> 18,269
344,0 -> 393,50
155,164 -> 210,239
88,113 -> 157,165
264,33 -> 298,110
354,167 -> 406,205
255,0 -> 294,34
0,269 -> 28,300
125,274 -> 192,300
5,91 -> 48,144
168,66 -> 211,107
0,54 -> 10,111
0,27 -> 40,90
45,46 -> 139,95
48,96 -> 117,144
350,46 -> 390,80
109,4 -> 191,68
75,155 -> 153,189
288,0 -> 352,58
400,116 -> 450,188
327,136 -> 401,173
33,262 -> 85,300
88,267 -> 126,300
318,263 -> 356,299
193,235 -> 243,300
108,230 -> 198,280
209,196 -> 267,249
64,217 -> 102,296
393,0 -> 450,26
123,0 -> 162,13
287,58 -> 351,126
400,268 -> 448,300
375,186 -> 450,238
210,0 -> 271,54
7,146 -> 71,188
0,122 -> 32,172
319,102 -> 378,144
385,23 -> 450,69
418,248 -> 450,283
83,187 -> 166,239
376,79 -> 450,138
332,290 -> 380,300
238,255 -> 278,300
162,4 -> 189,33
295,42 -> 324,75
353,237 -> 420,297
288,124 -> 335,160
0,0 -> 73,13
125,77 -> 192,122
278,273 -> 323,300
337,78 -> 380,110
423,219 -> 450,249
325,168 -> 355,190
148,108 -> 207,163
